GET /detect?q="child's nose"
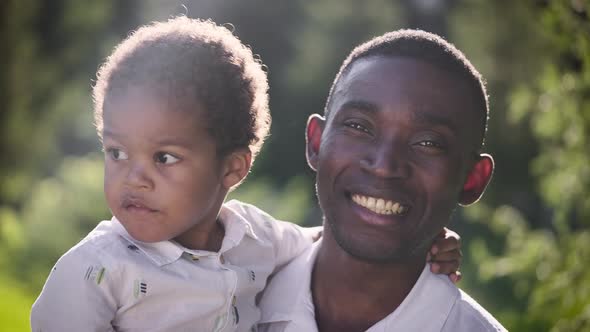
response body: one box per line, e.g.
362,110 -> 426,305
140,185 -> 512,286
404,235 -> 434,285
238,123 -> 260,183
125,163 -> 154,190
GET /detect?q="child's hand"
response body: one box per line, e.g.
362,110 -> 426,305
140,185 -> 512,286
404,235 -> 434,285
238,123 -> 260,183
312,228 -> 323,242
427,227 -> 462,284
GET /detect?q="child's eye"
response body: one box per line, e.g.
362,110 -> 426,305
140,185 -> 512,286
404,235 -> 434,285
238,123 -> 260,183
106,148 -> 129,161
154,152 -> 180,165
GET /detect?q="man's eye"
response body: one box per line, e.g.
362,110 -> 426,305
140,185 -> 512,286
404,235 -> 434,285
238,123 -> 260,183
106,148 -> 128,160
155,152 -> 180,165
416,140 -> 445,150
344,121 -> 370,134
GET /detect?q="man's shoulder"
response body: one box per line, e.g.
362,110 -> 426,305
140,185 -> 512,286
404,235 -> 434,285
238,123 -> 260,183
224,199 -> 276,230
371,268 -> 506,332
444,288 -> 507,332
223,199 -> 309,243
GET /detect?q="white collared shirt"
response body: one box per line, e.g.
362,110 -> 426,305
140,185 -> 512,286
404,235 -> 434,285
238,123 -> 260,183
31,200 -> 315,332
258,241 -> 507,332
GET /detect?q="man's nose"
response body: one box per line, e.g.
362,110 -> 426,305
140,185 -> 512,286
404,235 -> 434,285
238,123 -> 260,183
125,162 -> 154,190
360,140 -> 410,179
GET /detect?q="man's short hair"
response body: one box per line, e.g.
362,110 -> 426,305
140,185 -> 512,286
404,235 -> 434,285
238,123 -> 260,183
325,29 -> 488,147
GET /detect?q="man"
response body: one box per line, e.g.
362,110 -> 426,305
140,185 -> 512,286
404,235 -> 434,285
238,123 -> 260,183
258,30 -> 506,331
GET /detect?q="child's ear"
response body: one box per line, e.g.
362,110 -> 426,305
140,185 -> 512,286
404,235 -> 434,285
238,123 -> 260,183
459,154 -> 494,206
306,114 -> 325,172
221,148 -> 252,189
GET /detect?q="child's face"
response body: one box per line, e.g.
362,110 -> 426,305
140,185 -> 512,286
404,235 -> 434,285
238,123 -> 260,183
102,87 -> 227,248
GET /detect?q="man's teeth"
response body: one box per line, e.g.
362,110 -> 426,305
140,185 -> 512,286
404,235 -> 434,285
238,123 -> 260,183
351,194 -> 407,215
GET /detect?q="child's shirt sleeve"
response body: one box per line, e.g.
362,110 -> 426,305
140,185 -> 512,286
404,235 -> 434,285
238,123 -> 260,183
225,200 -> 322,273
30,242 -> 118,332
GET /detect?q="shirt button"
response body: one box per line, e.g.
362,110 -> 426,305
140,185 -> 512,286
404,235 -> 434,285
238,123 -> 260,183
191,254 -> 200,261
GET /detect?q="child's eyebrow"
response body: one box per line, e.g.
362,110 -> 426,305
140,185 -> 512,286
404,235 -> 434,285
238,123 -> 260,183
102,129 -> 121,139
153,137 -> 195,149
102,130 -> 194,149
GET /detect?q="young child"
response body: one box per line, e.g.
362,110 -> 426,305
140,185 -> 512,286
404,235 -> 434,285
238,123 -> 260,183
30,17 -> 462,332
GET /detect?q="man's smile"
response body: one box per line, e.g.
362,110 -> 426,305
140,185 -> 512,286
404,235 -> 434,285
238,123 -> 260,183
351,193 -> 409,216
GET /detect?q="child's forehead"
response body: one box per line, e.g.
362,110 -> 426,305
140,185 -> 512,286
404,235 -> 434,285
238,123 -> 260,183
103,85 -> 210,130
106,84 -> 205,114
101,90 -> 216,146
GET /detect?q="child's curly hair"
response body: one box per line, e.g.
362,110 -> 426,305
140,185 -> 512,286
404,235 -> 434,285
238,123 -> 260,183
93,16 -> 270,160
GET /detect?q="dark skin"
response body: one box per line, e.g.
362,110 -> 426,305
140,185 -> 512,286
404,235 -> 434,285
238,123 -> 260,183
306,56 -> 494,332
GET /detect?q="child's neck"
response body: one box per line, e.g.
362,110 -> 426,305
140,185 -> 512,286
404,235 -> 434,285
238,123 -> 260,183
174,219 -> 225,252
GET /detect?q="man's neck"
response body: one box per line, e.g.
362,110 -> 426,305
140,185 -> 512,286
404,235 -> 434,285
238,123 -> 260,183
311,234 -> 425,332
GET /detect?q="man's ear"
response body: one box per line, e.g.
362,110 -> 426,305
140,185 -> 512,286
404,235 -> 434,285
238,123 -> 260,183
221,148 -> 252,190
459,154 -> 494,206
306,114 -> 325,172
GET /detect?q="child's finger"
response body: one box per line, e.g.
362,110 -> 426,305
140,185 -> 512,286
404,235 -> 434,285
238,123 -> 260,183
449,271 -> 462,284
429,250 -> 463,264
442,227 -> 460,240
431,227 -> 461,255
430,259 -> 460,275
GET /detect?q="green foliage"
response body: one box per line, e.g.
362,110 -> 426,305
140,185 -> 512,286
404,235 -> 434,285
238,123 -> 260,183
0,276 -> 35,332
229,175 -> 316,225
286,0 -> 403,93
462,1 -> 590,331
0,154 -> 108,290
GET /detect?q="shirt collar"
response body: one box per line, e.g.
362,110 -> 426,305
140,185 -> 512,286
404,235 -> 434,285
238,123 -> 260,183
218,200 -> 263,250
107,202 -> 263,267
259,240 -> 321,331
107,217 -> 185,267
366,265 -> 459,331
259,242 -> 459,332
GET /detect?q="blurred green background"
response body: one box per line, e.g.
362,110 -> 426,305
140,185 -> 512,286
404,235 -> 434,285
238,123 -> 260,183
1,0 -> 589,331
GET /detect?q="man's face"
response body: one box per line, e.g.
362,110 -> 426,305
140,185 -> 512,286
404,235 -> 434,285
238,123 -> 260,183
309,56 -> 484,263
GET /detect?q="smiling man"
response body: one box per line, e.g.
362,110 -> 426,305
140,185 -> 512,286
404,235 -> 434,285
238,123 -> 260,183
258,30 -> 506,332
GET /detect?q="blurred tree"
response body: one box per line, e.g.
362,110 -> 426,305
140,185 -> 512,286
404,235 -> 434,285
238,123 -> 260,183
0,1 -> 141,328
463,1 -> 590,331
402,0 -> 457,36
0,0 -> 139,208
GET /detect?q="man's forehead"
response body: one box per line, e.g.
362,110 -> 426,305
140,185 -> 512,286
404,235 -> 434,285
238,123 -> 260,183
340,56 -> 461,91
333,57 -> 476,109
328,56 -> 484,144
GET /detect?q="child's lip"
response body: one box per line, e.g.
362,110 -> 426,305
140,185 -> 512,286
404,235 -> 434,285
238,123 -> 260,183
121,196 -> 158,212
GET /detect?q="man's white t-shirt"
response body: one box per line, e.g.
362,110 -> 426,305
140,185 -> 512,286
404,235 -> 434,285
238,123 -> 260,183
31,200 -> 315,332
258,241 -> 507,332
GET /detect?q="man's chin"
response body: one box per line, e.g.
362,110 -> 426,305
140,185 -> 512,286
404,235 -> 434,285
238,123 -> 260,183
331,228 -> 418,264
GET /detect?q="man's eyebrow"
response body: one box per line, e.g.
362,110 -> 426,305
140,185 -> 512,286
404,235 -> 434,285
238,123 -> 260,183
338,100 -> 459,134
338,100 -> 378,114
411,109 -> 458,133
